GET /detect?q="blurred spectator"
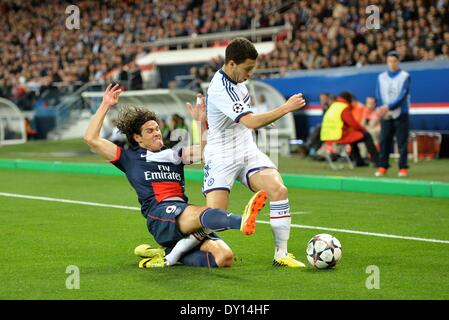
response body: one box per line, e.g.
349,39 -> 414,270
437,43 -> 449,60
319,92 -> 334,114
169,113 -> 189,147
320,91 -> 379,167
252,93 -> 271,142
351,100 -> 369,126
197,67 -> 208,82
24,117 -> 38,140
159,118 -> 172,146
117,66 -> 129,90
129,62 -> 143,90
253,94 -> 269,114
304,93 -> 334,159
171,114 -> 188,131
168,80 -> 178,91
188,66 -> 202,92
0,78 -> 10,98
364,96 -> 382,148
353,96 -> 382,158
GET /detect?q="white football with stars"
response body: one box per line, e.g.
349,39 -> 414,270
306,234 -> 342,269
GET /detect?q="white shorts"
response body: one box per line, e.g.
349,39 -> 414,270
202,147 -> 277,195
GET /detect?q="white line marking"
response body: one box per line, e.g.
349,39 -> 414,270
1,191 -> 449,245
258,220 -> 449,244
0,192 -> 140,211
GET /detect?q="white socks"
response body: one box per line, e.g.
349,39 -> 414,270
269,199 -> 291,259
165,199 -> 293,264
164,229 -> 209,266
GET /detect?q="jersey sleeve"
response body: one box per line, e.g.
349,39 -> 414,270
210,88 -> 253,123
375,75 -> 382,106
110,145 -> 129,172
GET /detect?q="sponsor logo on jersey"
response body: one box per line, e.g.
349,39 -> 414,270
144,165 -> 181,181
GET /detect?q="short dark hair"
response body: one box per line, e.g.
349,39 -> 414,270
387,50 -> 400,59
116,106 -> 158,147
339,91 -> 355,104
225,38 -> 259,64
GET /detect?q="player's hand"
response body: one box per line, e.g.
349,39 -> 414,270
102,83 -> 124,108
378,105 -> 389,118
284,93 -> 306,112
186,93 -> 206,123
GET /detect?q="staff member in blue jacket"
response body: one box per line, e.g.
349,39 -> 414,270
375,51 -> 411,177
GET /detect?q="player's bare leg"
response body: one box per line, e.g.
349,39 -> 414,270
178,192 -> 265,236
199,239 -> 234,267
249,169 -> 305,267
205,189 -> 230,210
177,205 -> 209,234
141,192 -> 266,268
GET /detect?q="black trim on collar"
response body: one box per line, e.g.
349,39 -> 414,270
219,69 -> 237,85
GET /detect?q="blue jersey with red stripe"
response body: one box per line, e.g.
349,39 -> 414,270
111,145 -> 188,217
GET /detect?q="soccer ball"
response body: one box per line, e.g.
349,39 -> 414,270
306,234 -> 342,269
232,102 -> 244,113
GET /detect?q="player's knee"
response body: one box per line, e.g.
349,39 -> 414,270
214,249 -> 234,268
267,184 -> 288,200
177,205 -> 208,235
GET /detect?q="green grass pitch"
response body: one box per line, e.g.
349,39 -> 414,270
1,168 -> 449,300
1,138 -> 449,182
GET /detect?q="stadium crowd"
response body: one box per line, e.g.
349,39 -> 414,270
1,0 -> 449,107
257,0 -> 449,74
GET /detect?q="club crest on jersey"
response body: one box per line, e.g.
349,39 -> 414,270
207,178 -> 215,186
204,162 -> 211,178
232,102 -> 244,113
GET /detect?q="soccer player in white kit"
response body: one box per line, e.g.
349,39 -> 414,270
203,38 -> 307,267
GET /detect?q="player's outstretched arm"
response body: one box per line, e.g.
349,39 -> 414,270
239,93 -> 306,129
84,84 -> 123,161
183,93 -> 207,164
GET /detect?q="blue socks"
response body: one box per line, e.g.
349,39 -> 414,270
180,248 -> 218,268
169,207 -> 241,268
199,208 -> 241,232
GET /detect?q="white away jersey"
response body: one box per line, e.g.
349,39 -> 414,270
205,69 -> 255,155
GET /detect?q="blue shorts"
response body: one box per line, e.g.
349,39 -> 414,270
146,201 -> 220,248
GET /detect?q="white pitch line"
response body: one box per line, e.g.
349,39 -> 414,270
290,211 -> 310,215
257,221 -> 449,244
1,191 -> 449,245
0,192 -> 140,211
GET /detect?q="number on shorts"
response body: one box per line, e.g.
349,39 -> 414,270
165,205 -> 177,214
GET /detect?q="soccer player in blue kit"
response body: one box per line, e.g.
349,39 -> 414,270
84,84 -> 267,268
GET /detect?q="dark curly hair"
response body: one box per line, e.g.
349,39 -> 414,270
116,106 -> 158,147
